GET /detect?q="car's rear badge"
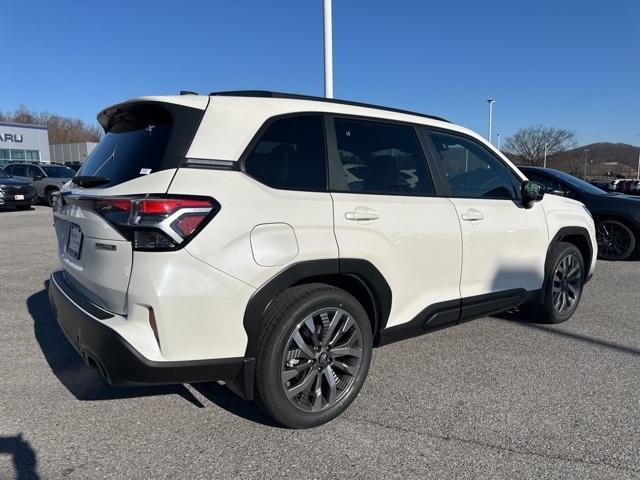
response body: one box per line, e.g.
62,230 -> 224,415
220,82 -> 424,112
95,243 -> 117,251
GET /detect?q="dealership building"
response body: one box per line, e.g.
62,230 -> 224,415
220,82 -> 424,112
0,121 -> 98,166
0,121 -> 51,165
50,142 -> 97,164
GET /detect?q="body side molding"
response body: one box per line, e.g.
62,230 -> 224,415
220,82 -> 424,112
379,289 -> 540,346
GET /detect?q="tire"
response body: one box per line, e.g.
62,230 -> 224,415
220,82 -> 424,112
525,242 -> 585,324
596,219 -> 636,261
46,189 -> 59,207
254,283 -> 373,428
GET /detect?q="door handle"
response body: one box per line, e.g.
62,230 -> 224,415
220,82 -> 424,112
345,208 -> 380,222
461,209 -> 484,222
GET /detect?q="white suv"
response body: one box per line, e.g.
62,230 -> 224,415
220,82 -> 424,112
48,91 -> 596,428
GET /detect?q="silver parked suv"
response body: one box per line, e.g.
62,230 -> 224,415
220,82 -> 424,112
4,162 -> 75,206
48,91 -> 596,428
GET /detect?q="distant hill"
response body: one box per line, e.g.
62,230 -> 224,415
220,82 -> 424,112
508,142 -> 640,179
554,142 -> 639,168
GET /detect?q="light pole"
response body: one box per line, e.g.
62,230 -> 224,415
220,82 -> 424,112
637,134 -> 640,181
544,142 -> 548,168
496,133 -> 501,150
486,99 -> 495,144
323,0 -> 333,98
584,149 -> 590,179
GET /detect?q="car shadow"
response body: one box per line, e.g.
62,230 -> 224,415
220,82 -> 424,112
27,280 -> 288,427
190,383 -> 281,427
27,282 -> 204,406
494,308 -> 640,357
26,281 -> 279,426
0,206 -> 35,213
0,434 -> 39,480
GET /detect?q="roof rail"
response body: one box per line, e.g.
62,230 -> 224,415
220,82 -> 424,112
208,90 -> 449,123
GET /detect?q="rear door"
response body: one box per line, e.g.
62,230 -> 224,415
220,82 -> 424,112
424,129 -> 548,299
328,116 -> 462,330
26,165 -> 44,196
53,101 -> 206,314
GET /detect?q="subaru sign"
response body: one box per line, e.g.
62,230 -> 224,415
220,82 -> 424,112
0,133 -> 24,143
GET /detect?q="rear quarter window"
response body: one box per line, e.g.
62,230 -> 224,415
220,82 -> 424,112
244,115 -> 327,191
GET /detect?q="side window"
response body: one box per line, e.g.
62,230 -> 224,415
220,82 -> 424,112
12,164 -> 28,177
526,172 -> 560,192
26,165 -> 41,178
4,164 -> 14,174
526,172 -> 578,198
428,130 -> 516,200
333,118 -> 434,196
244,115 -> 326,191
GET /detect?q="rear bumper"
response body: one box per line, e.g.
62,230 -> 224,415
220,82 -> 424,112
48,270 -> 246,387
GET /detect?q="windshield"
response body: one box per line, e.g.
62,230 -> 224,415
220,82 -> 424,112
42,165 -> 76,178
545,169 -> 607,195
0,169 -> 9,179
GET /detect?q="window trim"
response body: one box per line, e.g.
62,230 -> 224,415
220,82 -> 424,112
422,126 -> 523,202
325,113 -> 439,198
238,112 -> 330,193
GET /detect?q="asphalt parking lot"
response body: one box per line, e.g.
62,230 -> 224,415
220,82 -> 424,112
1,205 -> 639,479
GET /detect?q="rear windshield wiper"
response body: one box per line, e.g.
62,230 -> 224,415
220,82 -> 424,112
73,176 -> 111,188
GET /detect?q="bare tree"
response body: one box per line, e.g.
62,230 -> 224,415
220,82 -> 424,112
0,105 -> 101,144
503,126 -> 576,166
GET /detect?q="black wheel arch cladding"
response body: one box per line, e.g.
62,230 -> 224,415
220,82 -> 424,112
242,259 -> 392,359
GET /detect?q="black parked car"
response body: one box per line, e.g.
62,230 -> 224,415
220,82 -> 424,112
521,166 -> 640,261
0,167 -> 37,210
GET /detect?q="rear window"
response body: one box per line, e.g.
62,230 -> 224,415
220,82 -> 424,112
79,103 -> 203,187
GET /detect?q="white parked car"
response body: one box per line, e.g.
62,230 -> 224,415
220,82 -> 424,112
48,91 -> 596,428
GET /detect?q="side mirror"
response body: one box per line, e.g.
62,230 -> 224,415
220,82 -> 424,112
522,181 -> 544,208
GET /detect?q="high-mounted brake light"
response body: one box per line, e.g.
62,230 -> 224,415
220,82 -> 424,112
92,195 -> 219,251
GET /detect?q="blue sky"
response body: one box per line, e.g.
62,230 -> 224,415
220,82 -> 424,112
4,0 -> 639,146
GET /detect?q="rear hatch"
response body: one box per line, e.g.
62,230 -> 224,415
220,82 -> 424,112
53,99 -> 208,314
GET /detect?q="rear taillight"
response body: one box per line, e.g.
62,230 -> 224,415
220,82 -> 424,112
93,195 -> 219,251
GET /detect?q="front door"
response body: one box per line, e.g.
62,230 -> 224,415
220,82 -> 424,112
424,129 -> 548,299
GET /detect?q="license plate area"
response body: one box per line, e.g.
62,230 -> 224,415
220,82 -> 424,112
15,194 -> 24,200
66,224 -> 84,260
